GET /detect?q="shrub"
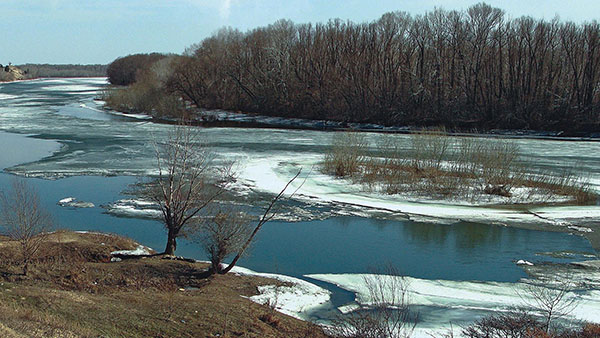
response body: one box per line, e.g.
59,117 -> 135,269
321,130 -> 596,204
332,266 -> 417,338
410,128 -> 450,171
323,132 -> 369,177
462,311 -> 546,338
103,59 -> 185,118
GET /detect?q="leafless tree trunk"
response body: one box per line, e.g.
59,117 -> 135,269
218,170 -> 302,274
517,278 -> 579,333
151,123 -> 234,256
0,179 -> 53,275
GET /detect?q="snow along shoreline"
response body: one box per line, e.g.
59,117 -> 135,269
235,154 -> 600,234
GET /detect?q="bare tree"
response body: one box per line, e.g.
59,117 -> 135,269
517,278 -> 579,333
151,123 -> 233,256
334,265 -> 417,338
0,179 -> 53,275
151,3 -> 600,133
217,170 -> 302,275
198,206 -> 254,274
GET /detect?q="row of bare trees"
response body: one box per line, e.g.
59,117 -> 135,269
162,3 -> 600,132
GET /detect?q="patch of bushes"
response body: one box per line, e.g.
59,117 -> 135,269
463,312 -> 600,338
322,130 -> 595,204
103,56 -> 186,118
323,132 -> 369,177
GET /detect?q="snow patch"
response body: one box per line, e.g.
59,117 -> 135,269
104,110 -> 152,120
230,266 -> 331,320
110,245 -> 151,256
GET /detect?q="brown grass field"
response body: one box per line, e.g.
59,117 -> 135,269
0,231 -> 327,337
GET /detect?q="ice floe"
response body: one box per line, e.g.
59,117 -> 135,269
516,259 -> 534,266
58,197 -> 95,208
307,273 -> 600,336
103,199 -> 162,218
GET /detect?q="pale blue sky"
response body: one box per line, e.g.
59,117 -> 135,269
1,0 -> 598,65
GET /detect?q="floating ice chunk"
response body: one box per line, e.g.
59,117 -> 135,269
57,197 -> 95,208
58,197 -> 75,204
568,225 -> 593,233
69,201 -> 95,208
74,231 -> 112,236
337,303 -> 360,314
40,84 -> 102,92
516,259 -> 534,266
103,199 -> 161,218
0,93 -> 19,100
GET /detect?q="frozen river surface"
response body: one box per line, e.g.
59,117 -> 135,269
1,78 -> 600,335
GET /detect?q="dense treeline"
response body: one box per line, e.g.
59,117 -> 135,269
109,3 -> 600,133
17,64 -> 107,78
104,55 -> 186,117
106,53 -> 168,86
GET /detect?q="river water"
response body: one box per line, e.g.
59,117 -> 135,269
1,78 -> 599,333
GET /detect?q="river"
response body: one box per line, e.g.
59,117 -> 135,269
1,78 -> 599,335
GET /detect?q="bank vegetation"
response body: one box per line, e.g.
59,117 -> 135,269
322,131 -> 596,204
106,3 -> 600,134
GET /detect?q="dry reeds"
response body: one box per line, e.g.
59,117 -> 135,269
323,131 -> 369,177
322,130 -> 596,204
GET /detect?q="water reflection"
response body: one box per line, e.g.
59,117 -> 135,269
240,216 -> 593,282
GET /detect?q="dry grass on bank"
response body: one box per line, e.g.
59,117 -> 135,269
323,131 -> 596,204
0,231 -> 327,338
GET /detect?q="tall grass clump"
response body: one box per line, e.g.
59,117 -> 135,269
521,167 -> 596,204
322,130 -> 596,204
410,128 -> 451,171
452,137 -> 521,197
323,132 -> 369,177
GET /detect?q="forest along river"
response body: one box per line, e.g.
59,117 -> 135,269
1,78 -> 600,335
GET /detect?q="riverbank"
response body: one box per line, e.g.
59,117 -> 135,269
127,108 -> 600,142
0,231 -> 328,337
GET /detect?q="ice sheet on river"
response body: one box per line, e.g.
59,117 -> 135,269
307,273 -> 600,336
236,154 -> 600,231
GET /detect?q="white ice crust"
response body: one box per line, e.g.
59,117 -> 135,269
230,266 -> 332,320
307,273 -> 600,336
234,152 -> 600,231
